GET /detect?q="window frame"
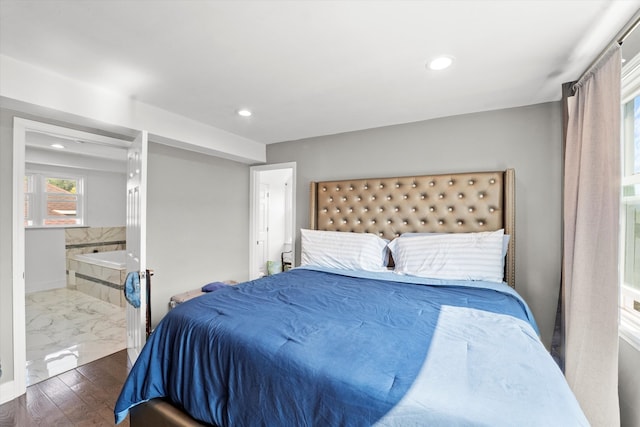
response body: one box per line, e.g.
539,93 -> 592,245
25,169 -> 87,228
619,53 -> 640,350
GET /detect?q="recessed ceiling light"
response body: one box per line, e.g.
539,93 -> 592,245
237,109 -> 252,117
51,143 -> 65,149
428,56 -> 454,71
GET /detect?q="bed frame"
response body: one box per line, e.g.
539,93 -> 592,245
129,169 -> 516,426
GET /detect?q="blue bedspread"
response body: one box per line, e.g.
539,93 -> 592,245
115,268 -> 587,426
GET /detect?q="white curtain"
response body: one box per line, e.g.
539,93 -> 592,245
563,45 -> 621,427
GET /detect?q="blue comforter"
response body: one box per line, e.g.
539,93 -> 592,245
115,267 -> 587,426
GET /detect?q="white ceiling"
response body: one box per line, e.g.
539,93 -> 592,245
25,131 -> 128,162
1,0 -> 640,145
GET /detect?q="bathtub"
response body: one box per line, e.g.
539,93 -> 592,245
73,250 -> 126,269
68,250 -> 127,307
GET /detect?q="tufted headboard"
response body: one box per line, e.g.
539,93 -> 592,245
309,169 -> 516,288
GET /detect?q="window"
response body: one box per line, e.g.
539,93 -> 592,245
25,171 -> 85,227
620,71 -> 640,348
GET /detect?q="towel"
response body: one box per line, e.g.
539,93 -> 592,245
124,271 -> 141,308
201,281 -> 228,293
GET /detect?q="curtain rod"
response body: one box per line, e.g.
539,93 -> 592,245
572,11 -> 640,92
618,13 -> 640,44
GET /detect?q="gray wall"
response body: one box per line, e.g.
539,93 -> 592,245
268,102 -> 564,348
146,142 -> 250,327
0,108 -> 15,384
267,101 -> 640,425
620,338 -> 640,427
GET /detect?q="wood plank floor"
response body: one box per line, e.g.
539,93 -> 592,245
0,350 -> 130,427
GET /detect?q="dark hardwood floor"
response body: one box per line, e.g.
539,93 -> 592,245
0,350 -> 130,427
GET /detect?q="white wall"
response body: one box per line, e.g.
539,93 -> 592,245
146,142 -> 250,327
85,169 -> 127,227
23,162 -> 126,294
24,229 -> 66,293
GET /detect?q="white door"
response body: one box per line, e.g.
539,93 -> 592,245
257,183 -> 270,277
126,130 -> 148,364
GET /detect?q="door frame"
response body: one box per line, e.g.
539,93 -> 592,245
249,162 -> 296,280
5,118 -> 130,403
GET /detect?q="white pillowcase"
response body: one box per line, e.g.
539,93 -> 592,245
300,229 -> 389,272
388,229 -> 506,282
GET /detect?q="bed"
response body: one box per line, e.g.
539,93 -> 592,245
115,169 -> 588,426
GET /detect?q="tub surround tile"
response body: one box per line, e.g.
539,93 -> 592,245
104,268 -> 122,285
64,227 -> 90,245
107,287 -> 121,306
64,226 -> 125,246
77,279 -> 104,304
65,226 -> 126,294
66,242 -> 125,252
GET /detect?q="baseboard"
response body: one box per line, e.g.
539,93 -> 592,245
25,279 -> 67,294
0,379 -> 17,405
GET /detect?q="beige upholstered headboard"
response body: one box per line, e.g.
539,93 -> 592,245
310,169 -> 516,288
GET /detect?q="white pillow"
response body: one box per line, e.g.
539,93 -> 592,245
300,229 -> 389,272
388,229 -> 506,282
400,232 -> 510,261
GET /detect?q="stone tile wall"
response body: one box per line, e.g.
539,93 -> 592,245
65,226 -> 126,307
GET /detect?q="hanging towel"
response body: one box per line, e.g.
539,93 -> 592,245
201,281 -> 229,293
124,271 -> 141,308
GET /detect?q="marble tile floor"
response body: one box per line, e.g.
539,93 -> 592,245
25,287 -> 126,386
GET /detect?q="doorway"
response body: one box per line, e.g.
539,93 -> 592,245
11,118 -> 131,395
249,163 -> 296,280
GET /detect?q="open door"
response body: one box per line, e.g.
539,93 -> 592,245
126,130 -> 148,364
249,163 -> 296,280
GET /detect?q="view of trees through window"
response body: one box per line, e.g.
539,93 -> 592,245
47,178 -> 77,193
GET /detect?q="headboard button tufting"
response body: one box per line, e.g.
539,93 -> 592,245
309,169 -> 515,288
